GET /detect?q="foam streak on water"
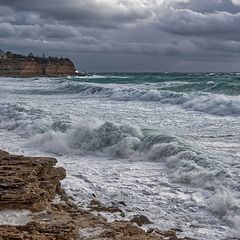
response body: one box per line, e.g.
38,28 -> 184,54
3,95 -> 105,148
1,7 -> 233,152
0,73 -> 239,240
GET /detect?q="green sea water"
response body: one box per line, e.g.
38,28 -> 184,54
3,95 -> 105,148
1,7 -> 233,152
72,72 -> 240,95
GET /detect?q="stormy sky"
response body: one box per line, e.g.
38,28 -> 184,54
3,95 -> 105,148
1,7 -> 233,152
0,0 -> 240,72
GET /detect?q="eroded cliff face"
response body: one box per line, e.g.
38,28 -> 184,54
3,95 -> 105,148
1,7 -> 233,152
0,51 -> 76,77
0,150 -> 192,240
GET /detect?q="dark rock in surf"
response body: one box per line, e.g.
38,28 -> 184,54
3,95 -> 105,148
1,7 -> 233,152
130,215 -> 152,226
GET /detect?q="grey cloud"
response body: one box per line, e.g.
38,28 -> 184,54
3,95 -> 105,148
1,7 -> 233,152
0,0 -> 153,29
192,39 -> 240,56
232,0 -> 240,6
0,33 -> 180,56
0,0 -> 240,71
175,0 -> 240,13
42,24 -> 81,39
0,22 -> 15,37
158,8 -> 240,36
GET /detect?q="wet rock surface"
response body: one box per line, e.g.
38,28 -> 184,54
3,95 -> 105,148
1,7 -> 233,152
0,150 -> 66,211
130,215 -> 152,226
0,150 -> 193,240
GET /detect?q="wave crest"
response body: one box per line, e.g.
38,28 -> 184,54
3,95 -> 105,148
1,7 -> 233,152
30,82 -> 240,116
0,102 -> 234,192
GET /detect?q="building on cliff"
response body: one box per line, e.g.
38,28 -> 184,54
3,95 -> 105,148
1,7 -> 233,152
0,51 -> 76,77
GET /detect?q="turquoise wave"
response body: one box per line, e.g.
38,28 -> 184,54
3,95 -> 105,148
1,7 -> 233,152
67,73 -> 240,95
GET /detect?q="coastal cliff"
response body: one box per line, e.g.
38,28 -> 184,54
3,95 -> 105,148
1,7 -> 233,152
0,150 -> 192,240
0,51 -> 76,77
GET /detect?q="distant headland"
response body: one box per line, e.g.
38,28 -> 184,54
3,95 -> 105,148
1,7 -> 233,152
0,50 -> 82,77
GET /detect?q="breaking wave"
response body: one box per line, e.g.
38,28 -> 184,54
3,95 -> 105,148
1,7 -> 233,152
1,73 -> 239,239
20,82 -> 240,116
0,102 -> 233,191
108,87 -> 240,116
0,103 -> 71,137
0,102 -> 239,237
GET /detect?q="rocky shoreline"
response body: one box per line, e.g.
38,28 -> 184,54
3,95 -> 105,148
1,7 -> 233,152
0,150 -> 193,240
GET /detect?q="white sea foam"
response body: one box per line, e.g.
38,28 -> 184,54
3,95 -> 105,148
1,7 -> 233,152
0,210 -> 32,226
227,215 -> 240,238
0,103 -> 234,191
30,121 -> 143,156
0,75 -> 240,240
113,89 -> 240,116
206,187 -> 240,239
74,85 -> 240,116
70,74 -> 129,79
3,76 -> 240,116
207,187 -> 237,217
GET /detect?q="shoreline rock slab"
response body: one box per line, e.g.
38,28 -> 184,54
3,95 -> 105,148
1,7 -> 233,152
0,150 -> 66,211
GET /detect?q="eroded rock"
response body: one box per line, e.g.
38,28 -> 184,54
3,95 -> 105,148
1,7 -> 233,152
0,150 -> 66,211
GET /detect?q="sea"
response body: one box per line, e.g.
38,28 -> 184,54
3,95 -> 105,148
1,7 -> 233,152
0,73 -> 240,239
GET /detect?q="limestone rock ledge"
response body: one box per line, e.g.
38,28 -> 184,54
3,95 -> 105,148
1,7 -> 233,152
0,150 -> 193,240
0,150 -> 66,211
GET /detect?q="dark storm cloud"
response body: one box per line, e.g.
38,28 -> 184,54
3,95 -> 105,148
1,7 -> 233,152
0,0 -> 153,29
158,8 -> 240,36
0,0 -> 240,71
192,39 -> 240,56
0,23 -> 15,37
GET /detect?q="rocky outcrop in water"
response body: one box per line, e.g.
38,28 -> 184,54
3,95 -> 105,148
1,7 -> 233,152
0,150 -> 193,240
0,51 -> 76,77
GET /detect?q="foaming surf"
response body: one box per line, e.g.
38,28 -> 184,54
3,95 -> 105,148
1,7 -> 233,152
0,102 -> 237,192
0,73 -> 240,240
10,80 -> 240,116
3,73 -> 240,116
